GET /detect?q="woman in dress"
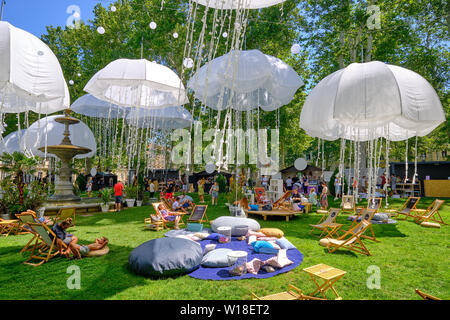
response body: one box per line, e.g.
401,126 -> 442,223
320,181 -> 328,210
198,178 -> 205,203
86,177 -> 93,197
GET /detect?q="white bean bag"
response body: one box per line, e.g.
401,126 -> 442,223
211,216 -> 260,236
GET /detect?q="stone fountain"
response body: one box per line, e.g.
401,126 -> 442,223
39,109 -> 91,204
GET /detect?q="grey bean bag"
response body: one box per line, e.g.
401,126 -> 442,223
211,216 -> 260,236
129,238 -> 203,277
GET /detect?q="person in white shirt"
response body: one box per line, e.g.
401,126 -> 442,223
149,181 -> 155,199
285,177 -> 293,190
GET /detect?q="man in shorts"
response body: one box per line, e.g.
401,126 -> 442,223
114,180 -> 124,212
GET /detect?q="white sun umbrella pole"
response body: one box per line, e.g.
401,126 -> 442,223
412,135 -> 418,185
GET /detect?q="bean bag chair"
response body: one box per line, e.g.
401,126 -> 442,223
201,248 -> 235,267
128,238 -> 203,277
211,216 -> 260,236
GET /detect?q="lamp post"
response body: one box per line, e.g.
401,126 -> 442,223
0,1 -> 6,21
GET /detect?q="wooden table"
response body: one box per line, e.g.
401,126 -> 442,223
301,202 -> 312,213
0,219 -> 20,237
303,264 -> 347,299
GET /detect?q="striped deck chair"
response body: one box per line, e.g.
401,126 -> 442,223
414,199 -> 446,225
367,197 -> 382,212
341,195 -> 356,214
272,191 -> 292,210
53,207 -> 76,226
342,208 -> 379,242
152,202 -> 185,229
415,289 -> 441,300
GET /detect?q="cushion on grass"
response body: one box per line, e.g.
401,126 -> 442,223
276,237 -> 296,250
194,232 -> 210,240
246,258 -> 265,275
372,213 -> 389,222
421,222 -> 440,228
264,250 -> 293,268
201,248 -> 236,267
128,238 -> 202,277
319,238 -> 330,247
211,216 -> 260,236
86,246 -> 110,257
260,228 -> 284,238
252,241 -> 278,254
248,235 -> 257,245
249,205 -> 259,211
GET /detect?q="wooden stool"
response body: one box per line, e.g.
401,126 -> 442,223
303,263 -> 347,300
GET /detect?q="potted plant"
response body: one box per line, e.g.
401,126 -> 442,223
124,185 -> 137,208
136,186 -> 144,207
99,188 -> 113,212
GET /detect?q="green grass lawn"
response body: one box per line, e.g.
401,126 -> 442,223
0,194 -> 449,300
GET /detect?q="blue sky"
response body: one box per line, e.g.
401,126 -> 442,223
1,0 -> 113,37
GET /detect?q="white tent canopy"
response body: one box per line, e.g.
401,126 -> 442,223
192,0 -> 285,9
0,21 -> 69,114
126,106 -> 193,130
21,115 -> 96,159
188,49 -> 304,111
0,129 -> 26,155
71,94 -> 129,119
299,61 -> 445,141
84,59 -> 189,109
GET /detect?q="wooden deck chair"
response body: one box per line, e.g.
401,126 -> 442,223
321,220 -> 372,256
415,289 -> 441,300
53,207 -> 76,226
309,208 -> 341,238
273,191 -> 292,210
251,284 -> 326,300
394,197 -> 421,220
342,208 -> 379,242
414,199 -> 446,225
341,195 -> 355,214
367,197 -> 382,212
187,204 -> 209,223
0,218 -> 22,237
254,187 -> 267,204
16,211 -> 67,266
152,202 -> 185,229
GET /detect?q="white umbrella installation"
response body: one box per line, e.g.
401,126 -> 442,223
192,0 -> 285,9
0,129 -> 26,155
21,115 -> 97,160
188,49 -> 303,171
84,58 -> 189,109
0,21 -> 70,115
299,61 -> 445,202
188,49 -> 304,111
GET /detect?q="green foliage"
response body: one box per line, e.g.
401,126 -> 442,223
99,188 -> 114,205
0,180 -> 47,218
76,174 -> 87,192
215,174 -> 227,193
124,185 -> 138,199
226,182 -> 244,204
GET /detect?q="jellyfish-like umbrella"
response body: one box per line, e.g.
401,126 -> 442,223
20,115 -> 96,159
188,49 -> 304,111
84,59 -> 189,109
71,94 -> 129,118
0,129 -> 26,155
126,106 -> 193,130
299,61 -> 445,141
0,21 -> 69,114
193,0 -> 285,9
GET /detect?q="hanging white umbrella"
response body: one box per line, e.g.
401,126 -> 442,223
71,94 -> 129,118
0,129 -> 26,155
84,58 -> 189,109
126,106 -> 193,130
0,21 -> 69,114
188,49 -> 304,111
299,61 -> 445,141
20,115 -> 96,159
193,0 -> 285,9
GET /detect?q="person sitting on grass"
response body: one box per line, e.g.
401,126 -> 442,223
69,237 -> 109,260
172,196 -> 189,212
180,193 -> 195,208
157,204 -> 181,229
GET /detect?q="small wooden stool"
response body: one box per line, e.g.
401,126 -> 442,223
303,263 -> 347,300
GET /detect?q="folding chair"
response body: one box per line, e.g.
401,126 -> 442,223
309,208 -> 342,238
394,197 -> 421,220
251,284 -> 326,300
272,191 -> 292,210
0,218 -> 21,237
340,208 -> 379,242
187,204 -> 209,224
53,207 -> 76,226
254,187 -> 267,204
414,199 -> 446,225
152,202 -> 185,229
341,195 -> 356,214
367,197 -> 382,212
415,289 -> 441,300
320,220 -> 372,256
16,211 -> 67,266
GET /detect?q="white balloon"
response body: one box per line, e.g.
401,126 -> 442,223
97,26 -> 105,34
90,168 -> 97,176
290,43 -> 301,54
149,22 -> 157,30
69,80 -> 74,85
111,6 -> 117,12
183,58 -> 194,69
173,32 -> 179,38
205,163 -> 216,174
294,158 -> 307,171
222,32 -> 228,38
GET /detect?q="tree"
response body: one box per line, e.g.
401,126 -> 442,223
0,152 -> 39,204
